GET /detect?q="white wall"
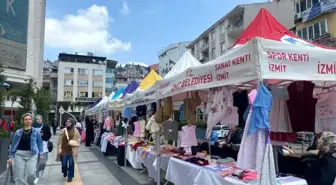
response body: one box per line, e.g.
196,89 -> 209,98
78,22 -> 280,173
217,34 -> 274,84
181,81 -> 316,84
3,0 -> 46,87
57,62 -> 106,101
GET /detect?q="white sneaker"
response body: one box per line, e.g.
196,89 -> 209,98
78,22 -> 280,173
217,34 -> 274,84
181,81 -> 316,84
34,178 -> 39,184
40,170 -> 44,178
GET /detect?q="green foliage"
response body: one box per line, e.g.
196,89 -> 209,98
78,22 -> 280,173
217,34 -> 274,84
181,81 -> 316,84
0,129 -> 9,138
33,87 -> 51,125
0,64 -> 7,116
9,79 -> 35,124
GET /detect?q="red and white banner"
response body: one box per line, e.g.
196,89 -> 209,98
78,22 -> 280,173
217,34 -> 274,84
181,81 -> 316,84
156,40 -> 258,99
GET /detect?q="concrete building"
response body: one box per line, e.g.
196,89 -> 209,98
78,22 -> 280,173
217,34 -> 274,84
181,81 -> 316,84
158,42 -> 191,77
105,59 -> 118,92
0,0 -> 46,117
187,0 -> 295,63
57,53 -> 107,106
294,0 -> 336,47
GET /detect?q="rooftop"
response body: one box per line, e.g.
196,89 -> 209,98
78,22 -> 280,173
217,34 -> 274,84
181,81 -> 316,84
58,52 -> 107,65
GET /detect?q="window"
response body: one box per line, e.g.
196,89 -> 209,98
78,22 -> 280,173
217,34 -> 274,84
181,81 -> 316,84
221,24 -> 225,34
93,69 -> 103,76
308,25 -> 314,40
196,106 -> 207,121
78,92 -> 88,98
302,28 -> 308,40
211,48 -> 216,59
211,32 -> 215,40
221,43 -> 226,52
78,80 -> 88,86
295,3 -> 300,13
64,80 -> 73,86
296,0 -> 320,13
106,73 -> 114,78
64,67 -> 73,74
300,0 -> 307,12
93,81 -> 103,87
313,22 -> 320,38
106,83 -> 113,88
92,92 -> 102,98
296,30 -> 302,38
296,19 -> 327,40
64,91 -> 72,98
78,68 -> 88,75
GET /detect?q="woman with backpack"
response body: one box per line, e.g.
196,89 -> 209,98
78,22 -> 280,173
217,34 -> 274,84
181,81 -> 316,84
32,114 -> 52,181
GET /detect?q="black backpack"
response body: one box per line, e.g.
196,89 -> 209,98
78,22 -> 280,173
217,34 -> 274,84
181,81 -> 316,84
47,141 -> 53,152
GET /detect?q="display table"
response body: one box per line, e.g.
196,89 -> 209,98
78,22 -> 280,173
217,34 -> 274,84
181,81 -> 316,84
125,145 -> 143,169
166,157 -> 308,185
166,157 -> 202,185
153,154 -> 171,171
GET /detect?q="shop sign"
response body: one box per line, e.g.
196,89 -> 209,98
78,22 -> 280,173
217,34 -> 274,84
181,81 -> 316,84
0,0 -> 29,70
302,0 -> 336,22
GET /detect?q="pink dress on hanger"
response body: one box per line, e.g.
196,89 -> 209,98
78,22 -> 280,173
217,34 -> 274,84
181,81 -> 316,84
237,89 -> 267,172
315,91 -> 336,133
133,121 -> 141,137
181,125 -> 198,147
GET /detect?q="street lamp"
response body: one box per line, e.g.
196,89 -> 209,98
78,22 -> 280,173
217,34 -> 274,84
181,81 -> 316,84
59,105 -> 65,127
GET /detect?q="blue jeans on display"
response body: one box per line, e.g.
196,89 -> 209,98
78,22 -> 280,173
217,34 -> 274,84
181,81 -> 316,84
61,154 -> 74,180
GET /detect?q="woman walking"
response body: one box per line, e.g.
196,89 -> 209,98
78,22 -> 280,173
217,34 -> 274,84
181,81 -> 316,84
56,118 -> 80,182
8,113 -> 43,185
33,114 -> 51,179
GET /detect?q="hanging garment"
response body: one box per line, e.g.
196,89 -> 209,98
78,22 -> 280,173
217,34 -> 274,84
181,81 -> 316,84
155,97 -> 174,123
133,121 -> 141,137
315,91 -> 336,133
233,90 -> 249,124
146,115 -> 161,134
269,86 -> 292,133
184,92 -> 201,123
136,105 -> 147,117
123,108 -> 134,119
139,119 -> 146,138
259,143 -> 277,185
179,104 -> 185,121
163,120 -> 179,141
237,87 -> 270,172
181,125 -> 198,147
206,87 -> 237,138
287,81 -> 317,132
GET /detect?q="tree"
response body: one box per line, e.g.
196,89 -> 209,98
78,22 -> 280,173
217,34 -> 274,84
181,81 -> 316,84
33,87 -> 51,125
10,79 -> 35,124
0,64 -> 7,117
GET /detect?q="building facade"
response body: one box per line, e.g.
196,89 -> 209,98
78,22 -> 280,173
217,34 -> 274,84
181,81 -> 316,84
105,59 -> 118,92
1,0 -> 45,86
294,0 -> 336,47
158,42 -> 191,77
187,1 -> 295,63
57,53 -> 106,104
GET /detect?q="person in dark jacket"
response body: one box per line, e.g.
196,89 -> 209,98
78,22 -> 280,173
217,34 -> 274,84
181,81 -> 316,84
32,114 -> 52,181
85,116 -> 95,147
305,132 -> 336,185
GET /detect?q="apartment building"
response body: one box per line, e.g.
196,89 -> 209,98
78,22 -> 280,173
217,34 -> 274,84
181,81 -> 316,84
57,53 -> 107,104
187,0 -> 295,63
105,59 -> 118,92
294,0 -> 336,47
158,42 -> 191,76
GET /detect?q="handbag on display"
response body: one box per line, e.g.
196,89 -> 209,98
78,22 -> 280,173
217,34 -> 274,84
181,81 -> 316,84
65,129 -> 79,147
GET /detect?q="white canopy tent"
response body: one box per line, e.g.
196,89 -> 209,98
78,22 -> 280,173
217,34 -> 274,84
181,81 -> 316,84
124,51 -> 207,107
85,92 -> 114,115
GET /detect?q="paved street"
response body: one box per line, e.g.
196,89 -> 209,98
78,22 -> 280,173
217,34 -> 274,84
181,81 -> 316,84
0,131 -> 160,185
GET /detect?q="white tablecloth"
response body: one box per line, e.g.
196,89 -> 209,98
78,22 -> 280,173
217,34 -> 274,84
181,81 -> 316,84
166,157 -> 201,185
126,145 -> 143,169
194,168 -> 308,185
153,154 -> 171,171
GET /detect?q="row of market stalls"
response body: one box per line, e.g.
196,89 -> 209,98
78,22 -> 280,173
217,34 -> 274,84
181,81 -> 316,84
85,8 -> 336,185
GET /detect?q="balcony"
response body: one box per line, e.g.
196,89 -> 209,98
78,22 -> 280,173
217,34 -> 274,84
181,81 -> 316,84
199,43 -> 209,51
226,24 -> 244,37
50,72 -> 58,78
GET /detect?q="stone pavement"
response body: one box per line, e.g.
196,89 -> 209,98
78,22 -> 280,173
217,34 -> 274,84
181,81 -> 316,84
0,132 -> 122,185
